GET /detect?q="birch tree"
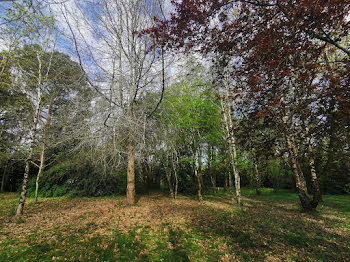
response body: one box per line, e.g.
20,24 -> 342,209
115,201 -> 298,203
4,2 -> 57,215
15,46 -> 55,215
220,91 -> 241,205
34,51 -> 89,202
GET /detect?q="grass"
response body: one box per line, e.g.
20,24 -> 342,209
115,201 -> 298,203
0,189 -> 349,261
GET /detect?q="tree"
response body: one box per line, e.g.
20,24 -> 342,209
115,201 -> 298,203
33,51 -> 89,202
0,0 -> 57,215
60,0 -> 169,204
219,84 -> 242,204
160,64 -> 222,201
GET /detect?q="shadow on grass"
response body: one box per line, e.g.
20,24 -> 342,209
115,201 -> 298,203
0,222 -> 193,262
181,194 -> 350,261
1,191 -> 349,262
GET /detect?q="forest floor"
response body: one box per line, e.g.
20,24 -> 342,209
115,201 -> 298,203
0,189 -> 349,262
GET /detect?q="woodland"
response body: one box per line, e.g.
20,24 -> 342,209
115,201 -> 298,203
0,0 -> 349,261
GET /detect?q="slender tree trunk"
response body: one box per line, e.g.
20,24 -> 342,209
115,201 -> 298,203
16,53 -> 44,216
232,138 -> 241,205
227,140 -> 238,203
126,120 -> 136,205
165,153 -> 174,198
1,160 -> 8,192
147,163 -> 153,190
221,95 -> 241,205
253,161 -> 261,195
228,170 -> 234,202
209,146 -> 217,194
195,168 -> 203,201
191,140 -> 202,201
16,93 -> 42,216
224,174 -> 228,192
144,160 -> 152,192
174,168 -> 178,199
171,153 -> 178,199
35,148 -> 45,202
324,132 -> 335,179
210,171 -> 217,194
165,166 -> 174,198
305,127 -> 321,208
35,95 -> 54,202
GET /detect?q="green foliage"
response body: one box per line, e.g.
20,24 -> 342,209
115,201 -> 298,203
163,82 -> 222,144
236,150 -> 254,186
264,159 -> 295,190
160,71 -> 224,195
177,173 -> 197,195
319,168 -> 350,195
3,0 -> 54,44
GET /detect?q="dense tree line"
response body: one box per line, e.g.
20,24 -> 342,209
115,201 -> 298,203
0,0 -> 348,215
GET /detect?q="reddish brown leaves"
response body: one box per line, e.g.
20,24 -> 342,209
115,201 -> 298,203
142,0 -> 349,142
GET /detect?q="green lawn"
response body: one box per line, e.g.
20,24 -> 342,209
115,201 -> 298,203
0,189 -> 349,261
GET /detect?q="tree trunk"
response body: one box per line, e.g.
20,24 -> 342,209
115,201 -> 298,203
286,135 -> 313,210
0,166 -> 7,192
228,170 -> 235,202
126,124 -> 136,205
16,159 -> 31,216
224,175 -> 228,192
209,146 -> 217,194
195,168 -> 203,201
1,161 -> 8,192
253,161 -> 261,195
231,142 -> 241,205
171,153 -> 178,199
221,95 -> 241,205
16,95 -> 41,216
165,166 -> 174,198
191,142 -> 202,201
35,95 -> 54,202
305,127 -> 321,208
35,148 -> 44,202
174,168 -> 178,199
16,54 -> 43,216
1,169 -> 5,192
210,170 -> 217,194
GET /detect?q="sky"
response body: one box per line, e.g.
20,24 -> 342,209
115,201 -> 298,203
0,0 -> 207,95
50,0 -> 174,70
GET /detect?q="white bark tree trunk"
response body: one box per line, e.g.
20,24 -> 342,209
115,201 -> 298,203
16,81 -> 42,216
35,95 -> 54,202
221,97 -> 241,205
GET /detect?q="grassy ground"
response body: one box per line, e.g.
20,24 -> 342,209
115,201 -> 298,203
0,189 -> 349,262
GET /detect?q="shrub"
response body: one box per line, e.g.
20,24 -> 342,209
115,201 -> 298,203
27,161 -> 148,198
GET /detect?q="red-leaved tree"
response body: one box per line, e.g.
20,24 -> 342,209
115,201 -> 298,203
144,0 -> 349,210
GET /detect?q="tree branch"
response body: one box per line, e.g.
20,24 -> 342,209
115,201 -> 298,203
313,30 -> 350,57
147,48 -> 165,119
60,4 -> 120,107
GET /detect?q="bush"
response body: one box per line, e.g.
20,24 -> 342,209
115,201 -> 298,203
177,173 -> 197,195
26,160 -> 149,198
321,173 -> 350,195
